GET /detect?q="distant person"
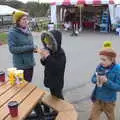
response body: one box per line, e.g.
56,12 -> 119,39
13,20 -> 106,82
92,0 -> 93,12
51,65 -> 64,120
8,11 -> 37,82
71,12 -> 79,36
31,17 -> 39,31
93,15 -> 99,31
64,10 -> 72,31
89,41 -> 120,120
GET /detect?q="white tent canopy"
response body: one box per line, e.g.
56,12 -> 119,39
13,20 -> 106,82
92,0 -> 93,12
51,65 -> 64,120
0,5 -> 27,16
115,0 -> 120,4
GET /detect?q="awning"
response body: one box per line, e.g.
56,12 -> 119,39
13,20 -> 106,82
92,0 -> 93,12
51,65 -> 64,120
0,5 -> 28,16
50,0 -> 115,5
115,0 -> 120,4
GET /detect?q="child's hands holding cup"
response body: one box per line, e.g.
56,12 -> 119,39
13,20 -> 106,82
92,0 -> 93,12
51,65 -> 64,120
96,75 -> 107,87
99,75 -> 108,84
36,48 -> 50,58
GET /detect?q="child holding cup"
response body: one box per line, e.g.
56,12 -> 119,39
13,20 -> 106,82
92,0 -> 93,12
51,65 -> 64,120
89,41 -> 120,120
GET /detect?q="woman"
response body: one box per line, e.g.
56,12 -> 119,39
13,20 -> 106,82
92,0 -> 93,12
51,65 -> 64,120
8,11 -> 37,82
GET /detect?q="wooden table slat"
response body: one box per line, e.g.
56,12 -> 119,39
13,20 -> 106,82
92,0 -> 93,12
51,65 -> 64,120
5,88 -> 45,120
0,82 -> 28,107
0,82 -> 13,96
0,83 -> 36,120
0,81 -> 8,87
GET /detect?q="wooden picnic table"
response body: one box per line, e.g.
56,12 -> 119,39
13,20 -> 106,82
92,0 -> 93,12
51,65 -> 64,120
0,81 -> 45,120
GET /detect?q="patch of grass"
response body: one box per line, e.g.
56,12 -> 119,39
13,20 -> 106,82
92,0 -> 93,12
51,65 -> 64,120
0,32 -> 8,44
37,20 -> 49,32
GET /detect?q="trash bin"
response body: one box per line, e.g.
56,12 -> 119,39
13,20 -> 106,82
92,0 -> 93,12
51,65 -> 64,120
48,23 -> 54,31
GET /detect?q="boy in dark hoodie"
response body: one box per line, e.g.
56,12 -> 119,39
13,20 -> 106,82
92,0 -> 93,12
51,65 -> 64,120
37,30 -> 66,99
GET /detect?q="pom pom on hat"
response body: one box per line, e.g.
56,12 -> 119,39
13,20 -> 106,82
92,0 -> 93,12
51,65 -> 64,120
103,41 -> 112,48
99,41 -> 116,58
12,11 -> 28,23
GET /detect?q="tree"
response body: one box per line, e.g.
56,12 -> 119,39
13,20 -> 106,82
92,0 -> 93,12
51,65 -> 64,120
0,0 -> 50,17
25,2 -> 49,17
6,0 -> 25,9
0,0 -> 7,4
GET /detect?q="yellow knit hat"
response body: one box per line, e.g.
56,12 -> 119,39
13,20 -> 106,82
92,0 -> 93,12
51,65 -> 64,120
13,11 -> 27,23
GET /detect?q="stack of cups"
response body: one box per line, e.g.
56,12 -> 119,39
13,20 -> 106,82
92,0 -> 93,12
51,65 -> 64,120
7,68 -> 17,85
7,68 -> 25,85
15,70 -> 24,84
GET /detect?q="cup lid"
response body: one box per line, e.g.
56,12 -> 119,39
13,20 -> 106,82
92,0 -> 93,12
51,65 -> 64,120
8,101 -> 18,107
97,71 -> 105,75
17,70 -> 24,74
0,71 -> 5,75
7,68 -> 17,72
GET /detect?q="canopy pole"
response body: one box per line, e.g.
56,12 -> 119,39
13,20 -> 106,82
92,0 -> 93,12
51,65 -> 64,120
51,4 -> 57,28
79,5 -> 82,32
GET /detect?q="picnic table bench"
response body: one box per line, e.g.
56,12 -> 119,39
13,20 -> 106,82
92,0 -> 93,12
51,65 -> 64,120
42,92 -> 78,120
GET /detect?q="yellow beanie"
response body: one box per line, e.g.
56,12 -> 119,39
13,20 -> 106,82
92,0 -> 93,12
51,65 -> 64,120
13,11 -> 27,23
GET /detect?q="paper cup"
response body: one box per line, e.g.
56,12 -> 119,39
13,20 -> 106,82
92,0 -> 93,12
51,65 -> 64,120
0,71 -> 5,82
7,68 -> 17,85
8,101 -> 18,117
